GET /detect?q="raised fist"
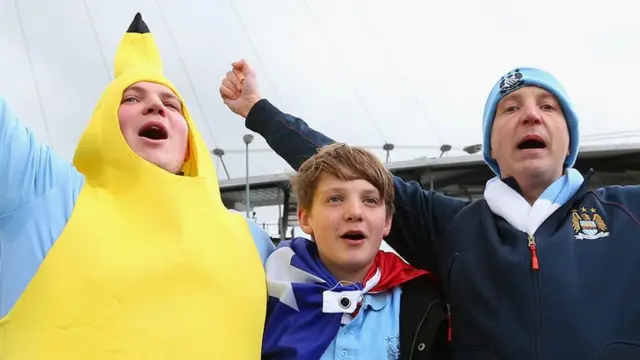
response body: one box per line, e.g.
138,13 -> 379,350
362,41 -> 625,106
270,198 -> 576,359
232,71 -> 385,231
219,59 -> 263,118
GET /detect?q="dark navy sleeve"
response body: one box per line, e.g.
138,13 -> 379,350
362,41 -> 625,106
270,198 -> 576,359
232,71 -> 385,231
595,186 -> 640,221
245,99 -> 331,170
245,99 -> 467,271
387,177 -> 468,270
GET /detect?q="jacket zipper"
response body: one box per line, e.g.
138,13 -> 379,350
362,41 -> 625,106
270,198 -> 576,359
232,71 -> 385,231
445,252 -> 459,344
528,233 -> 542,360
527,234 -> 539,271
446,304 -> 452,342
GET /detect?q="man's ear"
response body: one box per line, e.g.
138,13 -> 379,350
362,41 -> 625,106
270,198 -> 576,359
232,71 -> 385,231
489,125 -> 496,159
298,207 -> 313,236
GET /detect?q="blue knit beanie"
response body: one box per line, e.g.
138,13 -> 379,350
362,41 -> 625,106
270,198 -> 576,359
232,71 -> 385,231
482,67 -> 580,176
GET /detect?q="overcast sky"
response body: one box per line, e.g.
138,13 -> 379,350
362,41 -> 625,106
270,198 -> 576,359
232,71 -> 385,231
2,0 -> 639,236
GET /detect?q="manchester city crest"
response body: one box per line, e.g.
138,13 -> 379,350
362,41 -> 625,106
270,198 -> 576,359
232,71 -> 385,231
571,207 -> 610,240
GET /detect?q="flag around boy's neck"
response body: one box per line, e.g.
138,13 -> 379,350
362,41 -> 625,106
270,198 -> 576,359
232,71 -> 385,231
262,238 -> 435,359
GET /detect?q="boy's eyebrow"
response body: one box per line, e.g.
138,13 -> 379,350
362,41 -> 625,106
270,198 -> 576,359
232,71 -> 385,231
319,187 -> 380,196
319,187 -> 345,194
360,188 -> 380,196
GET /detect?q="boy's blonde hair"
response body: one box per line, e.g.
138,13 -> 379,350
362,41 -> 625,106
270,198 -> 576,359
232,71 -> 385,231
292,143 -> 394,215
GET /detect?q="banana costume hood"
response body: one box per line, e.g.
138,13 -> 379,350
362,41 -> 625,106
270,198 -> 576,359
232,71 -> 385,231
1,13 -> 267,360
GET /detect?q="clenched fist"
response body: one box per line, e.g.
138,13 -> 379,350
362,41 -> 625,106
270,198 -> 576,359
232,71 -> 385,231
219,59 -> 263,118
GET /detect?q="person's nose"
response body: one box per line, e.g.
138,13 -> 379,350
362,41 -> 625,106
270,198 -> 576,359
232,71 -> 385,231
519,103 -> 543,127
142,97 -> 167,117
343,199 -> 364,222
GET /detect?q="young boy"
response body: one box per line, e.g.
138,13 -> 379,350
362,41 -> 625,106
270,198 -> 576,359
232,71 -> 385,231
262,143 -> 448,360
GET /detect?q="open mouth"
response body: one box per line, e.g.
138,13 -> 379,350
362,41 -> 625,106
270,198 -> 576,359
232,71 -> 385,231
340,230 -> 366,241
138,122 -> 168,140
517,135 -> 546,150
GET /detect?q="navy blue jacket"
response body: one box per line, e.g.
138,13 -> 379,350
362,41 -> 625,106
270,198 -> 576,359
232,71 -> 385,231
245,99 -> 640,360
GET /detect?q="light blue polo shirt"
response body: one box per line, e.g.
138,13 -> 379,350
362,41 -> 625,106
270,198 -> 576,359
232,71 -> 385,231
320,286 -> 402,360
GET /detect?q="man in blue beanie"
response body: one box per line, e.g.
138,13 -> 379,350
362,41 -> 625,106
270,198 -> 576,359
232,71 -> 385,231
220,61 -> 640,359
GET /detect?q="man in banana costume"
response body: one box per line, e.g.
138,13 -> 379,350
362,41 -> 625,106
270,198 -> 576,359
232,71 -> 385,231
0,13 -> 273,359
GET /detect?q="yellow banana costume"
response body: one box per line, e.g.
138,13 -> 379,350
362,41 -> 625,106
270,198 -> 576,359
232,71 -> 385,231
0,13 -> 267,359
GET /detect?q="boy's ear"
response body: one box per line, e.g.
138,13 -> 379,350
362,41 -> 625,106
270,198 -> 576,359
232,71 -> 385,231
383,214 -> 392,237
298,207 -> 314,236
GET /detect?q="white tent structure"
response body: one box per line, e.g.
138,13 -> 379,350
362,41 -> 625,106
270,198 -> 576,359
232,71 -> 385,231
3,0 -> 640,182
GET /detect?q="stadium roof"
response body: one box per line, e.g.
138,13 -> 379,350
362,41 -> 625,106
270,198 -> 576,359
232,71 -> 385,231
219,142 -> 640,211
